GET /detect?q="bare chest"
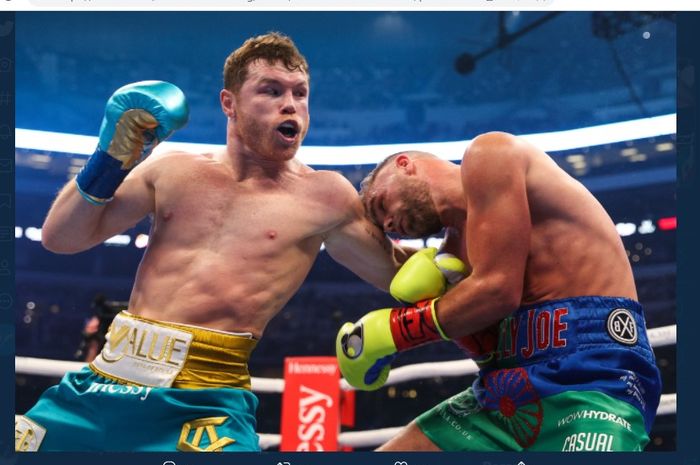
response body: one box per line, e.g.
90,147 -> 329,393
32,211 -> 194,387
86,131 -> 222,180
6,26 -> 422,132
151,167 -> 340,253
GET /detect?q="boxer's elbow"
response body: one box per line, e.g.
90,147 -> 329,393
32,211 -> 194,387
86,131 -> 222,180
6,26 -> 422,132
41,184 -> 104,254
41,234 -> 78,254
41,225 -> 84,254
479,272 -> 522,317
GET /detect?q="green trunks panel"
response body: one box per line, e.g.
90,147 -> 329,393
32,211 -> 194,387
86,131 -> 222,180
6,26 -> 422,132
417,389 -> 648,451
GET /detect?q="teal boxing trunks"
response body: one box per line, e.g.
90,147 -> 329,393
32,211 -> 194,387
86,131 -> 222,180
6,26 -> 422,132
16,311 -> 260,452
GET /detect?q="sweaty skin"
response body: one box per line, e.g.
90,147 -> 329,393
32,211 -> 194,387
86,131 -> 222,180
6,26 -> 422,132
41,61 -> 401,338
365,132 -> 637,450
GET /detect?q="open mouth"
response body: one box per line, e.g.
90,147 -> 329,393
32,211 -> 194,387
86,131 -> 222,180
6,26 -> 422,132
277,121 -> 300,140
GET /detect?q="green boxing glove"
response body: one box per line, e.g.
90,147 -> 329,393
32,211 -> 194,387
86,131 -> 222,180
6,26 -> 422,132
336,299 -> 448,391
390,247 -> 468,303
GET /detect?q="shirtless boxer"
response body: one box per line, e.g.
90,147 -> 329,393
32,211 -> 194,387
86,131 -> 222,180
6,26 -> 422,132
15,33 -> 408,452
336,133 -> 662,451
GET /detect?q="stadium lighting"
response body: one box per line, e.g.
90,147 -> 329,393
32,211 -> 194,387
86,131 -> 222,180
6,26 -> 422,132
15,114 -> 676,166
134,234 -> 150,249
658,217 -> 677,231
104,235 -> 131,246
616,222 -> 637,237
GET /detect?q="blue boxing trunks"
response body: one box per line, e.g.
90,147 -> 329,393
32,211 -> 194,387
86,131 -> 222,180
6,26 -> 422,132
416,296 -> 662,451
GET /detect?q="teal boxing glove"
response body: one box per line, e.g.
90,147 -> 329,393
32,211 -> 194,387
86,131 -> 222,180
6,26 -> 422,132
336,299 -> 448,391
76,81 -> 189,205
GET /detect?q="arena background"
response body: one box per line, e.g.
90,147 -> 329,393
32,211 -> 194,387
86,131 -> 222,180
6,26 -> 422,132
14,12 -> 677,451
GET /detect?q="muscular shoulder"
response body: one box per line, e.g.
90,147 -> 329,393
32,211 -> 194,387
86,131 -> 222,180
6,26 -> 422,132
463,132 -> 530,173
147,150 -> 208,165
136,150 -> 212,178
303,169 -> 359,207
297,169 -> 366,231
461,132 -> 533,200
465,132 -> 522,160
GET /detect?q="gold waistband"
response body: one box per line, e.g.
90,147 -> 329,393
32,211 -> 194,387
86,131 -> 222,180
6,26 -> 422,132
89,311 -> 257,390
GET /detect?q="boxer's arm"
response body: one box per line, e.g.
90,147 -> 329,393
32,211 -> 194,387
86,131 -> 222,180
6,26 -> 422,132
42,81 -> 188,254
336,251 -> 467,390
433,132 -> 531,338
41,156 -> 156,254
323,177 -> 407,290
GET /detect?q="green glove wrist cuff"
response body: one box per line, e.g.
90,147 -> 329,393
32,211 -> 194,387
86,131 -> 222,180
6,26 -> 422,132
430,298 -> 450,341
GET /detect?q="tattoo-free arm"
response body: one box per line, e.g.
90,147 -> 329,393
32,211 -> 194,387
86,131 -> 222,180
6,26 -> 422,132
41,154 -> 158,254
324,177 -> 404,290
434,132 -> 531,337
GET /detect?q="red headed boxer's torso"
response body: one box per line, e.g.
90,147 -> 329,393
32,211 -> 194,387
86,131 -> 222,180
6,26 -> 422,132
127,151 -> 365,337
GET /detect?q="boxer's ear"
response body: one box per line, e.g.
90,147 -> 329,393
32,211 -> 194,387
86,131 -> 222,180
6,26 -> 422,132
395,154 -> 416,175
220,89 -> 236,119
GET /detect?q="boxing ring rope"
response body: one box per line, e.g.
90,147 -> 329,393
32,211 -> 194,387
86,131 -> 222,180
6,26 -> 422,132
15,324 -> 677,449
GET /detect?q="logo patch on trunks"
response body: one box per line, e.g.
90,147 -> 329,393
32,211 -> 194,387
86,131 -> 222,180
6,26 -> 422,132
15,415 -> 46,452
479,368 -> 543,448
447,389 -> 481,418
606,308 -> 638,345
91,313 -> 193,387
177,416 -> 235,452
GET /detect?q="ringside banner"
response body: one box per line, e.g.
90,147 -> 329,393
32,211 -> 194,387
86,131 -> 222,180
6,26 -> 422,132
281,357 -> 341,451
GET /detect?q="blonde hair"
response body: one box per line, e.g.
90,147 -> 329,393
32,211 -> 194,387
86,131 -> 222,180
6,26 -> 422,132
359,151 -> 436,201
359,152 -> 404,202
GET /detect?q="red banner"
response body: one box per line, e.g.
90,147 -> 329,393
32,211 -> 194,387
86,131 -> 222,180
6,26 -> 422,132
339,389 -> 356,451
339,389 -> 355,428
280,357 -> 340,451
